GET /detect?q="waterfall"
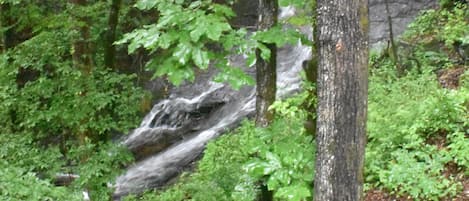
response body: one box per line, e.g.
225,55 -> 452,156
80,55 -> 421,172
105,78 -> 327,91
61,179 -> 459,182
113,7 -> 312,199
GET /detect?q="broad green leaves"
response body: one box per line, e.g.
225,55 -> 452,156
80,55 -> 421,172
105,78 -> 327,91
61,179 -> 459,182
118,0 -> 310,89
117,0 -> 247,87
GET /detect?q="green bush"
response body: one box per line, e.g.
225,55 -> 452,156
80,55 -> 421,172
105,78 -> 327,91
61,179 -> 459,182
366,66 -> 468,200
0,18 -> 143,201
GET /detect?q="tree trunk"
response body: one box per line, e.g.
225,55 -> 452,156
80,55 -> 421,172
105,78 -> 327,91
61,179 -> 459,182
255,0 -> 278,127
384,0 -> 402,76
314,0 -> 368,200
255,0 -> 277,200
70,0 -> 93,75
104,0 -> 122,70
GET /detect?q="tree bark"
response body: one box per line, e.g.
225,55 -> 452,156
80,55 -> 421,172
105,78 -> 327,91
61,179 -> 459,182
255,0 -> 277,200
104,0 -> 122,70
314,0 -> 368,200
255,0 -> 278,127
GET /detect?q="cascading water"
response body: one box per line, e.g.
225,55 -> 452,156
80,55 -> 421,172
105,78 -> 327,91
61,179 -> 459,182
113,7 -> 312,199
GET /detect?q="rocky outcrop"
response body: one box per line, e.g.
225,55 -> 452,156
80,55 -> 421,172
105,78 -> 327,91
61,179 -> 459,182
232,0 -> 439,47
369,0 -> 438,47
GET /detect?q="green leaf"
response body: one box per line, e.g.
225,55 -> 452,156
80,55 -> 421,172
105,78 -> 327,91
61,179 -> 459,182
192,48 -> 210,69
275,185 -> 311,201
210,4 -> 236,18
206,17 -> 231,41
213,64 -> 255,90
246,53 -> 257,67
257,43 -> 271,61
244,161 -> 276,177
173,43 -> 192,65
135,0 -> 157,10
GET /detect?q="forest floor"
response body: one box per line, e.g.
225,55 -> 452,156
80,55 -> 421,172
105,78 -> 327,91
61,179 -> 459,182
365,171 -> 469,201
366,66 -> 469,201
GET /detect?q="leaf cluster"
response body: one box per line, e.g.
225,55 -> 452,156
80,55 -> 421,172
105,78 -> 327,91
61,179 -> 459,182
117,0 -> 309,89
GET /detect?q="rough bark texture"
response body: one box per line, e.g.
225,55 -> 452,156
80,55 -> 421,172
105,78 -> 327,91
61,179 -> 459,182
255,0 -> 278,127
314,0 -> 368,200
104,0 -> 121,70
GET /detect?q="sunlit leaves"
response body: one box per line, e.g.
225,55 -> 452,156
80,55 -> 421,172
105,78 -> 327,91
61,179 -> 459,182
192,48 -> 209,69
254,25 -> 306,47
134,0 -> 157,10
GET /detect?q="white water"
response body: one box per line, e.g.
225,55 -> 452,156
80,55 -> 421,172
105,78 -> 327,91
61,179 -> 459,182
114,8 -> 312,198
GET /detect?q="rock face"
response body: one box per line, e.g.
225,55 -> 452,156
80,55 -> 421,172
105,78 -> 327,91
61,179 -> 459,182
369,0 -> 438,47
232,0 -> 439,46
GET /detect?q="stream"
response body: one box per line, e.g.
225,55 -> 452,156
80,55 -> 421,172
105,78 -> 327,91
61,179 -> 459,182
113,7 -> 311,199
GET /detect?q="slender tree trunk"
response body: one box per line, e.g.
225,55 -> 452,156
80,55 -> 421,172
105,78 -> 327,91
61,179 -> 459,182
70,0 -> 93,75
104,0 -> 122,70
384,0 -> 402,76
314,0 -> 368,200
70,0 -> 93,148
255,0 -> 278,127
255,0 -> 277,200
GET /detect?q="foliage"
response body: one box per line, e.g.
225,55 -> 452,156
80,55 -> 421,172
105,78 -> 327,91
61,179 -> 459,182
0,31 -> 145,141
402,3 -> 468,64
116,0 -> 252,87
68,141 -> 134,200
117,0 -> 307,89
366,65 -> 468,200
0,163 -> 80,201
125,90 -> 316,201
1,1 -> 468,200
0,1 -> 144,200
0,133 -> 81,201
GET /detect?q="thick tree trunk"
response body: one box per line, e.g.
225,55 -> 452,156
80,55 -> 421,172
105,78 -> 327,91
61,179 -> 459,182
70,0 -> 93,75
255,0 -> 278,127
104,0 -> 122,70
314,0 -> 368,200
